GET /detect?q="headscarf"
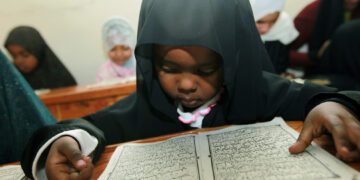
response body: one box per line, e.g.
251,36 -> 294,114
134,0 -> 277,124
250,0 -> 299,45
250,0 -> 285,21
4,26 -> 77,90
102,17 -> 136,69
0,50 -> 56,164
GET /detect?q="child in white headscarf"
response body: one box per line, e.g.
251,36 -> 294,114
96,17 -> 136,82
250,0 -> 299,74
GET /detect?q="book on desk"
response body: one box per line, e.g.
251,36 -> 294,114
99,118 -> 358,180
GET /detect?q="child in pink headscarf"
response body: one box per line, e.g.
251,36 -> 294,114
96,17 -> 136,83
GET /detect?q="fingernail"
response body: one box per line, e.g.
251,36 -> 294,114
76,159 -> 86,167
341,146 -> 349,153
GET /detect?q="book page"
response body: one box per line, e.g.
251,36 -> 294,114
0,165 -> 27,180
99,135 -> 200,180
201,118 -> 358,180
100,118 -> 359,180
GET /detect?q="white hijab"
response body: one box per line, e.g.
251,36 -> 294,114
102,17 -> 136,69
250,0 -> 299,45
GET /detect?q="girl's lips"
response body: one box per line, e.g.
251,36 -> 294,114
179,97 -> 201,108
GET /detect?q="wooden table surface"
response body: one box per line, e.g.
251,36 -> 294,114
91,121 -> 360,179
38,82 -> 136,120
39,82 -> 136,105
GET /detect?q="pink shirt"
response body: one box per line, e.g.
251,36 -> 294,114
96,60 -> 135,82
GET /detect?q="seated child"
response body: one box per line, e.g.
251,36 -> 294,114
96,17 -> 136,83
290,0 -> 360,90
250,0 -> 299,74
20,0 -> 360,179
4,26 -> 77,90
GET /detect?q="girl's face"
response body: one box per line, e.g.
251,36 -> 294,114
108,45 -> 132,65
7,44 -> 38,74
256,12 -> 280,35
344,0 -> 359,11
155,45 -> 223,111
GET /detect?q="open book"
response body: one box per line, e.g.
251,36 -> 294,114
99,118 -> 359,180
0,165 -> 27,180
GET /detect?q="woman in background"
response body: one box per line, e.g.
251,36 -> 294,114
250,0 -> 299,74
96,17 -> 136,83
4,26 -> 77,90
289,0 -> 360,90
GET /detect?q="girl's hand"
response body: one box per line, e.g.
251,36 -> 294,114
289,101 -> 360,162
45,136 -> 94,180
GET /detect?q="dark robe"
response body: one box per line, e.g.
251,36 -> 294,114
21,0 -> 360,178
309,0 -> 360,60
0,50 -> 56,164
264,41 -> 289,74
4,26 -> 77,90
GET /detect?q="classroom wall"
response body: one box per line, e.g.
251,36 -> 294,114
0,0 -> 314,85
285,0 -> 315,18
0,0 -> 142,85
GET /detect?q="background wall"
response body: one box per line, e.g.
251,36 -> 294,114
0,0 -> 314,85
285,0 -> 315,17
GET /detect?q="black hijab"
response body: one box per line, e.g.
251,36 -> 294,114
309,0 -> 360,60
135,0 -> 275,123
4,26 -> 77,90
84,0 -> 327,144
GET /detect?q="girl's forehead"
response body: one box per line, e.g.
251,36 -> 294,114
154,45 -> 222,65
155,45 -> 220,57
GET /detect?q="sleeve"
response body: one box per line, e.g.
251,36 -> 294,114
259,71 -> 337,121
21,119 -> 106,179
305,91 -> 360,119
32,129 -> 98,180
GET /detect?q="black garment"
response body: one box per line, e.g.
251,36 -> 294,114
306,20 -> 360,89
21,0 -> 360,178
264,41 -> 289,74
305,0 -> 360,89
0,50 -> 56,164
328,20 -> 360,82
309,0 -> 360,60
4,26 -> 77,90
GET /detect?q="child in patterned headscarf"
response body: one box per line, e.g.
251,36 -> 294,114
96,17 -> 136,82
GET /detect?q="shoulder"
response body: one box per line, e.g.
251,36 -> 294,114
297,0 -> 320,18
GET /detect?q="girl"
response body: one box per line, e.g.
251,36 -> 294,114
96,17 -> 136,83
250,0 -> 299,74
290,0 -> 360,90
0,50 -> 55,164
4,26 -> 77,90
21,0 -> 360,179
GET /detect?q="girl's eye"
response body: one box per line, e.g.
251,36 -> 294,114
197,67 -> 218,76
122,46 -> 131,50
161,65 -> 179,73
21,52 -> 30,58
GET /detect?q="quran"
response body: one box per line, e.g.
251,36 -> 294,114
99,118 -> 359,180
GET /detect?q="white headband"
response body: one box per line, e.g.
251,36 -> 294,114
250,0 -> 286,21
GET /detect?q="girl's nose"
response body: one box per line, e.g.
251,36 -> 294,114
178,74 -> 197,94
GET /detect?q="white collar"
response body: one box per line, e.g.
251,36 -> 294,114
177,93 -> 220,128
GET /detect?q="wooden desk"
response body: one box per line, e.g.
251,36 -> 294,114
91,121 -> 360,179
38,82 -> 136,121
